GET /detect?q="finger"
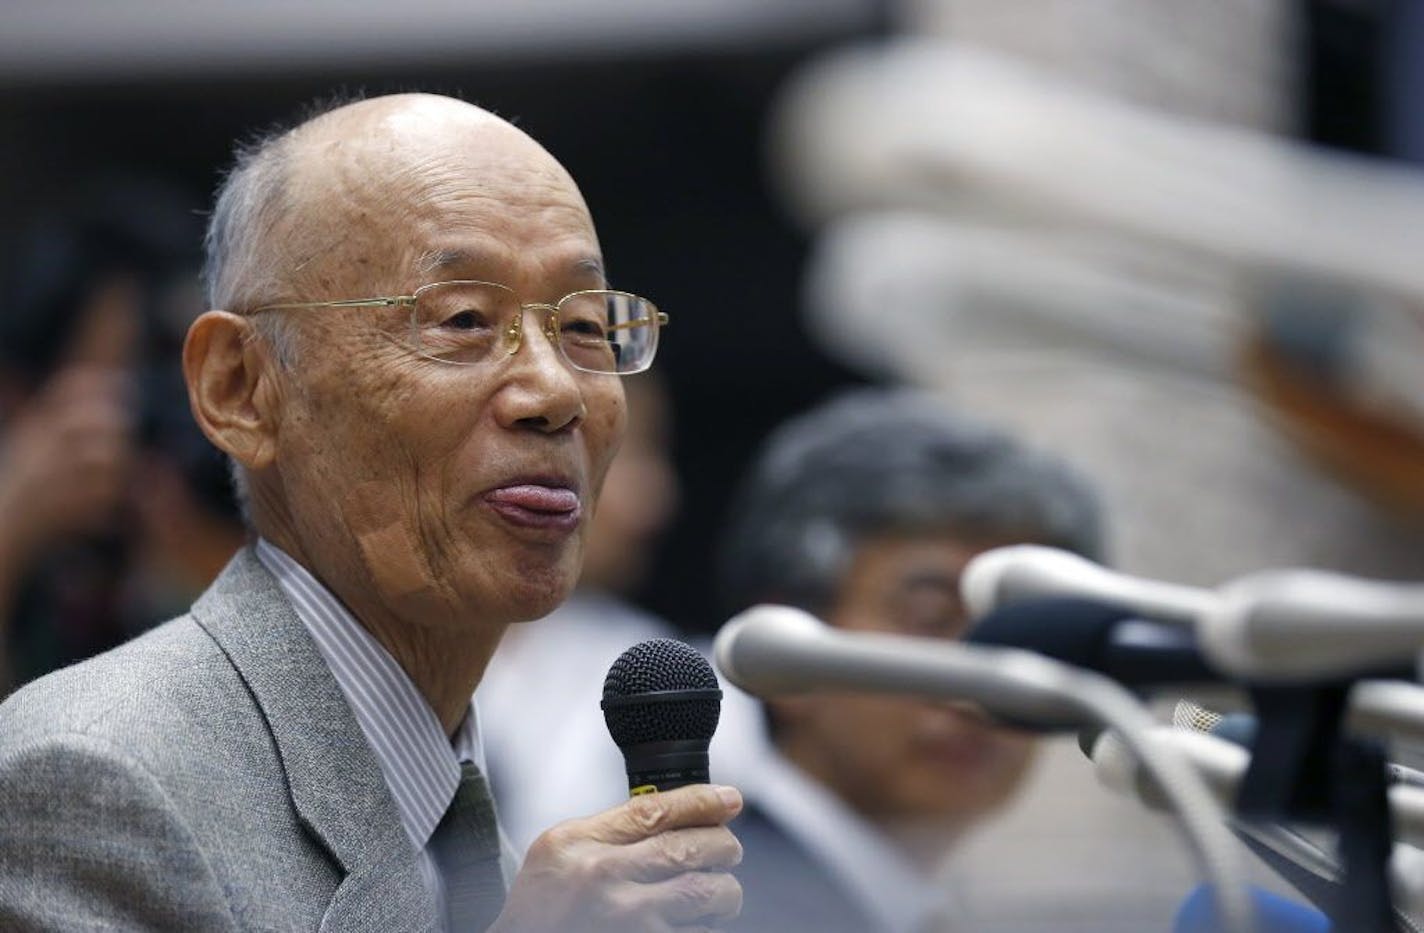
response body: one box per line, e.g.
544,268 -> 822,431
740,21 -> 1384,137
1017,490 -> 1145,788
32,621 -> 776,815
587,785 -> 743,845
620,826 -> 743,882
641,870 -> 742,926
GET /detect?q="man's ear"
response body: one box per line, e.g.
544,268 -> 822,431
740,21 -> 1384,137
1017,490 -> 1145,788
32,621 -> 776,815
183,311 -> 281,471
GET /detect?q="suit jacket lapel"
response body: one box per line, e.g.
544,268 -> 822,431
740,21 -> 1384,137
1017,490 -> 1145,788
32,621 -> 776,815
192,546 -> 440,932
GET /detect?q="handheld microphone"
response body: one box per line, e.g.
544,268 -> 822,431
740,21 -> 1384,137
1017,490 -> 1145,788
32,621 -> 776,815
961,545 -> 1217,625
1199,570 -> 1424,682
600,639 -> 722,796
966,597 -> 1219,688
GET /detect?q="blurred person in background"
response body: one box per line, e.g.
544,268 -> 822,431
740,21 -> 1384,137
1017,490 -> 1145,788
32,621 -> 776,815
478,371 -> 682,852
717,388 -> 1104,933
0,180 -> 243,692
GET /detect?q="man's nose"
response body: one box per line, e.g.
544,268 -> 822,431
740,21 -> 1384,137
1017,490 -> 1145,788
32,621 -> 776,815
496,306 -> 585,433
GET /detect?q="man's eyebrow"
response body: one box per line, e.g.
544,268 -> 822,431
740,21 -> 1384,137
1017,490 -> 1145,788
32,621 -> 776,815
574,256 -> 608,280
420,248 -> 470,273
417,249 -> 607,281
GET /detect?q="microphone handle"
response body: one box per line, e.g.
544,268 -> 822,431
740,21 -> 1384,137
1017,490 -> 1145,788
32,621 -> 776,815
621,739 -> 711,796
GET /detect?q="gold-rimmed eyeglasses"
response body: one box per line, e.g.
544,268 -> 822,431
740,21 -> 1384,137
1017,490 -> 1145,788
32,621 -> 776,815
248,280 -> 668,375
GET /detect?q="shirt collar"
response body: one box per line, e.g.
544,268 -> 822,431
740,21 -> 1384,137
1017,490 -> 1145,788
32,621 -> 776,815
749,745 -> 949,933
255,538 -> 482,852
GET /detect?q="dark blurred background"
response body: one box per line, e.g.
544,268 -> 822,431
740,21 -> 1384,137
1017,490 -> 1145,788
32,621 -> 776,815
0,0 -> 1417,638
0,1 -> 890,636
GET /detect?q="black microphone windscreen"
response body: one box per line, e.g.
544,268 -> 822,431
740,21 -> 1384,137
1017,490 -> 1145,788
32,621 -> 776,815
601,638 -> 721,748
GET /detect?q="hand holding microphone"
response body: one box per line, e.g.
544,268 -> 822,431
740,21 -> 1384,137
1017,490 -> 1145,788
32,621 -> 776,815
494,639 -> 743,932
496,784 -> 744,933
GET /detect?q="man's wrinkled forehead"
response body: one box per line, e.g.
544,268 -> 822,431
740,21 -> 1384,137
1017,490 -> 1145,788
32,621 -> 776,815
292,98 -> 567,209
281,94 -> 596,285
418,247 -> 606,284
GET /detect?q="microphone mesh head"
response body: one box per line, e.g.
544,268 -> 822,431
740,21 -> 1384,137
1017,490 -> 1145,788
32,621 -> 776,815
602,638 -> 721,747
1172,699 -> 1223,734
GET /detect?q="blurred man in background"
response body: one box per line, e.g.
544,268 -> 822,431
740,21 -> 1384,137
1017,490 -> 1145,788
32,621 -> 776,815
717,388 -> 1103,933
0,180 -> 243,692
479,372 -> 682,851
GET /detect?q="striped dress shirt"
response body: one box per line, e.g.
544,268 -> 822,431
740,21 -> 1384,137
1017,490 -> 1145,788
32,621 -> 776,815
255,538 -> 501,920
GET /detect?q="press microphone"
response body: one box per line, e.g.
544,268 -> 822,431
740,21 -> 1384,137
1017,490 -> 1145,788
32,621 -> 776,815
1199,570 -> 1424,682
715,604 -> 1102,730
1088,726 -> 1247,811
1349,680 -> 1424,747
966,597 -> 1219,688
1173,700 -> 1258,748
1086,723 -> 1424,850
1175,699 -> 1424,790
601,639 -> 722,796
717,604 -> 1255,930
961,545 -> 1217,625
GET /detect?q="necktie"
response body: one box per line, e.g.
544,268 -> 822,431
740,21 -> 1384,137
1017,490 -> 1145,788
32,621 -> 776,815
430,761 -> 507,932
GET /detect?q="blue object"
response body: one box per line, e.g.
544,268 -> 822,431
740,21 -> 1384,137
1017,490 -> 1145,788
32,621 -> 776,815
1173,884 -> 1330,932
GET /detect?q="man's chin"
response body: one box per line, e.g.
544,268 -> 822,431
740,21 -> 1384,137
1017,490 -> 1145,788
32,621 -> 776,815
481,565 -> 579,624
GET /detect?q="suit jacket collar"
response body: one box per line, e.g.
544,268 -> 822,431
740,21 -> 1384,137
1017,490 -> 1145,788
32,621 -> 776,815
191,545 -> 440,932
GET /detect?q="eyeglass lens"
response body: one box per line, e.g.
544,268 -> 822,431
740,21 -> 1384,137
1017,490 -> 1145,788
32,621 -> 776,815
411,281 -> 658,374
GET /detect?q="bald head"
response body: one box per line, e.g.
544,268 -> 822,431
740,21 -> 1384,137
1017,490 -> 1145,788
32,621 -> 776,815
204,93 -> 592,315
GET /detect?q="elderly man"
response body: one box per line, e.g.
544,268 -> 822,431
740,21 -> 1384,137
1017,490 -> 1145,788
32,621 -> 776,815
716,389 -> 1103,933
0,94 -> 743,932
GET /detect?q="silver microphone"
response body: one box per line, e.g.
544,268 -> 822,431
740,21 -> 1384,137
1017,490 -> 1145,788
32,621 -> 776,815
960,544 -> 1217,625
715,604 -> 1254,931
1198,570 -> 1424,681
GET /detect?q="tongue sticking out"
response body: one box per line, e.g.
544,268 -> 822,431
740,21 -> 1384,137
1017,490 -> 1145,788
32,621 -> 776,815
487,484 -> 580,513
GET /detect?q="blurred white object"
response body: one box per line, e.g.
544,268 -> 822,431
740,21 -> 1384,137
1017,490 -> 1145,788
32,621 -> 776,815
779,41 -> 1424,581
1090,726 -> 1424,918
804,212 -> 1238,382
773,39 -> 1424,301
1090,726 -> 1424,855
898,0 -> 1293,133
960,544 -> 1216,625
1200,569 -> 1424,681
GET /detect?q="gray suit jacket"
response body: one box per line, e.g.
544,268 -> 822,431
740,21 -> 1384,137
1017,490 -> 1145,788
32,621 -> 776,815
0,546 -> 442,931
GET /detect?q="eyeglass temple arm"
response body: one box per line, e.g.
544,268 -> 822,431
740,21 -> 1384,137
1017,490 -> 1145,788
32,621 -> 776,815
605,313 -> 669,333
251,296 -> 414,313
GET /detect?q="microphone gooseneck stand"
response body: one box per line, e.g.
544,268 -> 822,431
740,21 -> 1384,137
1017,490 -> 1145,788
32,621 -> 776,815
1242,682 -> 1401,931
